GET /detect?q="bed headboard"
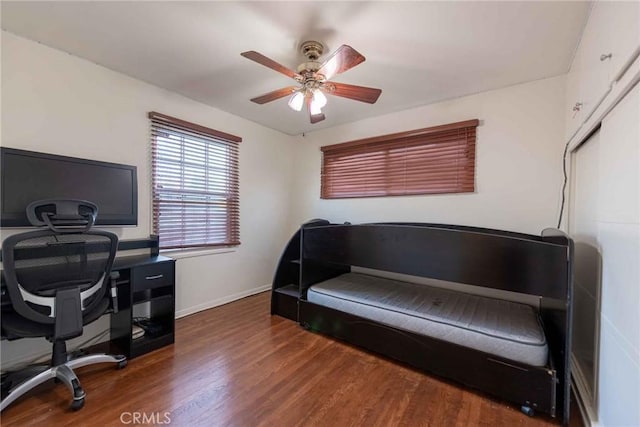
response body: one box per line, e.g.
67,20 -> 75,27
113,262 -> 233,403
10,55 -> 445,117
301,223 -> 570,298
300,222 -> 573,421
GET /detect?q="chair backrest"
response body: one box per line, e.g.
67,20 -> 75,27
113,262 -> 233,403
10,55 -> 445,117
1,200 -> 118,339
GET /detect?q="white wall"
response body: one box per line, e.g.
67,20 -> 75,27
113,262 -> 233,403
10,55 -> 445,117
0,31 -> 296,366
288,75 -> 567,236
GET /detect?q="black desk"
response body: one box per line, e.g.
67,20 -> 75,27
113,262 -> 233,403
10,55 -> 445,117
1,238 -> 176,359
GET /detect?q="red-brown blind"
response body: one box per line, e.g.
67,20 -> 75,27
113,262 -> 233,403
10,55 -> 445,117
321,119 -> 479,199
149,112 -> 241,250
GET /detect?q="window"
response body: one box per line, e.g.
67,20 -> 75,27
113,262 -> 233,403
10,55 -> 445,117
149,112 -> 241,250
320,119 -> 478,199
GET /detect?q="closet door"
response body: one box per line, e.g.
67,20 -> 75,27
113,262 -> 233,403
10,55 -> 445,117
578,2 -> 612,121
569,83 -> 640,425
595,83 -> 640,427
569,130 -> 601,413
605,0 -> 640,82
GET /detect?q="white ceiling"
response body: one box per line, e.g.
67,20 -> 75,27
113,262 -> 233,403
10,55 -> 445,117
1,1 -> 590,135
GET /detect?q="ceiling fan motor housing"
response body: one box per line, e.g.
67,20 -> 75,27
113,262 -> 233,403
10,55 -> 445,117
300,40 -> 324,60
297,40 -> 324,74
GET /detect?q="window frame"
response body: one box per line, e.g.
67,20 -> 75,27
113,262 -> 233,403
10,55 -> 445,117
149,111 -> 241,251
320,119 -> 479,199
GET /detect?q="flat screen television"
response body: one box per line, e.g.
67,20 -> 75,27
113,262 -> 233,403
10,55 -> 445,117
1,147 -> 138,227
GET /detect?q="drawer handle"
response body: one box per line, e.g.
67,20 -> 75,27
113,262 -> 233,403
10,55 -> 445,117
145,274 -> 164,280
600,53 -> 612,61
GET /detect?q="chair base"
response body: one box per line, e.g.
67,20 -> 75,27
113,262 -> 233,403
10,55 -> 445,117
0,353 -> 126,411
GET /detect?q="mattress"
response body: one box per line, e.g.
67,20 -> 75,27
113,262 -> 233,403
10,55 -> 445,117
307,273 -> 548,366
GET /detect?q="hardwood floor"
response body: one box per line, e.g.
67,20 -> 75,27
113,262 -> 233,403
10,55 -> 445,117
1,291 -> 583,426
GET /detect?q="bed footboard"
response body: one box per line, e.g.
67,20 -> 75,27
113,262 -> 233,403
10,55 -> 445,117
300,300 -> 558,418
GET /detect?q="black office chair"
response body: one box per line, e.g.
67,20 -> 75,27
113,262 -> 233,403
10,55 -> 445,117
1,199 -> 126,411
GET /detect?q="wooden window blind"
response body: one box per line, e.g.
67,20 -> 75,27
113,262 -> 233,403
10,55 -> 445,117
149,112 -> 241,250
321,119 -> 479,199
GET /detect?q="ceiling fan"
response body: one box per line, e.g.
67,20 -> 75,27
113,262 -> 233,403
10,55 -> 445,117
241,41 -> 382,124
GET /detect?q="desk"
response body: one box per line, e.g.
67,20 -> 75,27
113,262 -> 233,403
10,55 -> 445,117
1,237 -> 176,359
109,254 -> 175,358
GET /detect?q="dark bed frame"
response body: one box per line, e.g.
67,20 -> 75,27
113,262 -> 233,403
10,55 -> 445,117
271,221 -> 573,424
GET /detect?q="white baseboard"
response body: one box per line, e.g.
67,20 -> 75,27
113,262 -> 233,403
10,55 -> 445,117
175,284 -> 271,319
571,354 -> 601,427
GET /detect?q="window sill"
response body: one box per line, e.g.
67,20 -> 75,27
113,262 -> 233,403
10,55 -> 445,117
161,247 -> 237,260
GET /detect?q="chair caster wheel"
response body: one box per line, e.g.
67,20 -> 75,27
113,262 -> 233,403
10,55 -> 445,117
117,360 -> 128,369
70,397 -> 85,411
521,405 -> 534,417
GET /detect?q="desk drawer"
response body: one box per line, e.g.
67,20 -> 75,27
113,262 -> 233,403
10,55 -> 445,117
131,261 -> 174,291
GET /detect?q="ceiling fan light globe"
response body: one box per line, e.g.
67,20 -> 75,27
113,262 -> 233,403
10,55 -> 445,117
309,101 -> 322,116
312,89 -> 328,108
288,92 -> 304,111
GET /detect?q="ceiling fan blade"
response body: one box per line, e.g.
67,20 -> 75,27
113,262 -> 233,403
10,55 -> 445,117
241,51 -> 301,80
317,45 -> 365,80
250,86 -> 297,104
326,82 -> 382,104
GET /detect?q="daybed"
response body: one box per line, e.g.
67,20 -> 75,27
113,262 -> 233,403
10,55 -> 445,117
270,221 -> 573,424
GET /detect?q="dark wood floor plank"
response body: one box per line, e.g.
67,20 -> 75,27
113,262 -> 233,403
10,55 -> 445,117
1,291 -> 583,426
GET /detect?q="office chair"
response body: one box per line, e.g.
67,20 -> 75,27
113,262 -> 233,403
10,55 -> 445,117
1,199 -> 127,411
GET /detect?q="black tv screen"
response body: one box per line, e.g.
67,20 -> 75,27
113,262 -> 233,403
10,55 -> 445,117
1,148 -> 138,227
